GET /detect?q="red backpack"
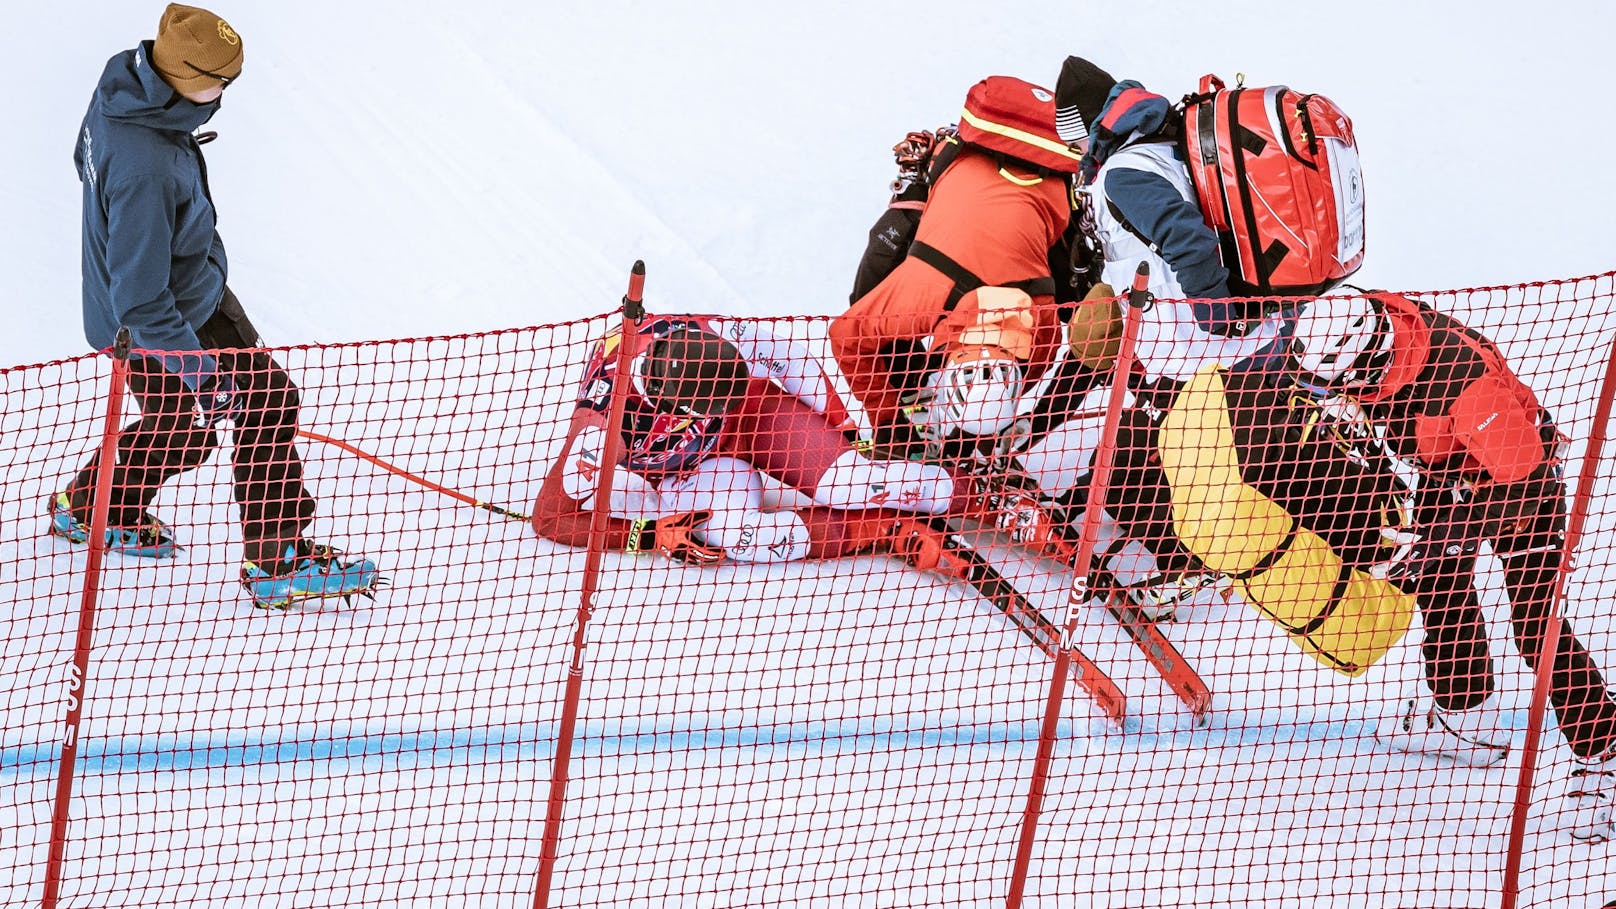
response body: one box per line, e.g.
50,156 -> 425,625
957,76 -> 1083,175
1182,74 -> 1365,297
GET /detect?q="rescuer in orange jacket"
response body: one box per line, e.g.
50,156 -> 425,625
831,70 -> 1113,461
832,148 -> 1072,456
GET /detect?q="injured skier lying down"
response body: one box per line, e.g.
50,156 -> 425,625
529,313 -> 1036,574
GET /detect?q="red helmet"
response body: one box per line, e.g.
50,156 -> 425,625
641,327 -> 750,417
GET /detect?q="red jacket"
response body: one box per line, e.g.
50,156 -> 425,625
830,149 -> 1070,430
1360,293 -> 1549,486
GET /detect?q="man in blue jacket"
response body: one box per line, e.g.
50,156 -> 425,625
54,4 -> 379,609
1063,58 -> 1289,386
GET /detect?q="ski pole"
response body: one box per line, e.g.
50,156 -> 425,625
295,428 -> 530,521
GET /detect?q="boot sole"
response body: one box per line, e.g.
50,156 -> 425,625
48,529 -> 179,560
251,585 -> 380,610
1373,731 -> 1511,768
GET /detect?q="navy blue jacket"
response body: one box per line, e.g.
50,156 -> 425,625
75,42 -> 228,389
1082,83 -> 1233,306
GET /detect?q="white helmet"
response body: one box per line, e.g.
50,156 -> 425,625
1291,296 -> 1392,388
929,355 -> 1024,436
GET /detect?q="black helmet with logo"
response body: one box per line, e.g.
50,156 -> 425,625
641,327 -> 750,417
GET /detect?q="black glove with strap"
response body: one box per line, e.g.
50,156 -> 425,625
1375,514 -> 1480,589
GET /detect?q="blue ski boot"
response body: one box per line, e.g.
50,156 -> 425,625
48,493 -> 178,559
242,541 -> 383,609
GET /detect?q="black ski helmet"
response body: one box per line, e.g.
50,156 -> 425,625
641,327 -> 750,417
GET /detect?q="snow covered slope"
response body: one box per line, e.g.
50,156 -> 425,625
5,0 -> 1616,363
3,2 -> 1615,907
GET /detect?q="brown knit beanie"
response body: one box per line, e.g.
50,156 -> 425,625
151,4 -> 243,95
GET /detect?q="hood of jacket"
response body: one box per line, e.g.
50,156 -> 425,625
94,42 -> 220,135
1078,80 -> 1173,184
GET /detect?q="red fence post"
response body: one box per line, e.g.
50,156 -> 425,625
1005,264 -> 1148,908
41,327 -> 131,909
532,263 -> 647,908
1499,329 -> 1616,909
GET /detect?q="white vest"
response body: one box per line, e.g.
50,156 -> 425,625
1087,142 -> 1283,382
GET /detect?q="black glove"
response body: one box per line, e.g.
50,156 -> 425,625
1376,519 -> 1480,588
194,374 -> 245,428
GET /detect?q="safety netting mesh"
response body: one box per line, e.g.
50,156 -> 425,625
4,274 -> 1614,908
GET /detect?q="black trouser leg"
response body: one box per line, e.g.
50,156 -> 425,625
1412,554 -> 1496,712
66,358 -> 220,528
217,349 -> 317,566
194,290 -> 318,568
1501,547 -> 1616,760
1101,408 -> 1198,575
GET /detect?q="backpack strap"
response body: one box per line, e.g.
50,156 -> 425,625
1095,131 -> 1184,258
1105,199 -> 1161,256
908,241 -> 1056,311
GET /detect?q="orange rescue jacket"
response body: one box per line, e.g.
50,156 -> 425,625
830,149 -> 1071,429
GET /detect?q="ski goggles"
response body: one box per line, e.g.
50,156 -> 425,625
185,60 -> 240,89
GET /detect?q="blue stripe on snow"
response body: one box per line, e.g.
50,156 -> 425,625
0,710 -> 1538,777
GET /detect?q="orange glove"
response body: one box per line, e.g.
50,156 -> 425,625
885,519 -> 972,582
626,511 -> 725,565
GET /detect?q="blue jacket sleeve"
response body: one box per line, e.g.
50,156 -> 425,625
1105,166 -> 1234,310
104,175 -> 217,389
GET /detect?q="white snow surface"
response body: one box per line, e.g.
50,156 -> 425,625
3,2 -> 1616,908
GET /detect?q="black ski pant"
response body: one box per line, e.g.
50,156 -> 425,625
65,288 -> 316,567
1412,479 -> 1616,760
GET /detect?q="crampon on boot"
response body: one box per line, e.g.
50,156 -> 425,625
242,541 -> 383,610
1100,568 -> 1224,623
1376,690 -> 1511,768
48,492 -> 178,559
1567,744 -> 1615,843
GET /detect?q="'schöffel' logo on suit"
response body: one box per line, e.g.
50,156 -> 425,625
81,127 -> 97,190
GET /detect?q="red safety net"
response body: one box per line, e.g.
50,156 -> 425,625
5,271 -> 1615,908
